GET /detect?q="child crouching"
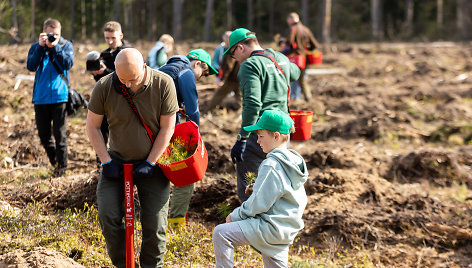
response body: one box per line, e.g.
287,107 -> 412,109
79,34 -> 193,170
212,110 -> 308,268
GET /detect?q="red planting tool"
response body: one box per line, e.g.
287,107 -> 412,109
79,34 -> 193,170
123,164 -> 135,268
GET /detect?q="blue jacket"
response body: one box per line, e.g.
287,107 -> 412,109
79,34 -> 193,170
159,56 -> 200,126
230,148 -> 308,261
27,37 -> 74,105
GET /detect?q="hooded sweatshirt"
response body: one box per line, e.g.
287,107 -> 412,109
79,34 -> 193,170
229,147 -> 308,261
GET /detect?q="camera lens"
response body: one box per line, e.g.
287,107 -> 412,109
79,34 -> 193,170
47,33 -> 56,43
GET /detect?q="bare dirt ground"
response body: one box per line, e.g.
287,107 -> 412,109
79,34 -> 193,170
1,40 -> 472,267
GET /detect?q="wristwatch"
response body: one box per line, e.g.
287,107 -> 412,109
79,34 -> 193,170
236,134 -> 247,141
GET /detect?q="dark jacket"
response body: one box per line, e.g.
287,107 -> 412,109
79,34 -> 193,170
27,37 -> 74,104
93,40 -> 131,82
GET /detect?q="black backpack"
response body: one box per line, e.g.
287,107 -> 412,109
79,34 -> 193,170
66,89 -> 88,116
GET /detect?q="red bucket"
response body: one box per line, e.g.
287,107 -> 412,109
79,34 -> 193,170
288,54 -> 306,69
158,121 -> 208,187
290,110 -> 313,141
307,50 -> 322,65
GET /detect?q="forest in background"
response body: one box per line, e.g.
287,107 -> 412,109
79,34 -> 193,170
0,0 -> 471,45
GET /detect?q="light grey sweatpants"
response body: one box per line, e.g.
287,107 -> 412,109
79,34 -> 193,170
212,222 -> 288,268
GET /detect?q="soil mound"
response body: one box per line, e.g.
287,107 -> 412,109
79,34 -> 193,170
387,148 -> 472,186
0,247 -> 84,268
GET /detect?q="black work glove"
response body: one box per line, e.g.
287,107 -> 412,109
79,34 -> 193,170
231,140 -> 247,163
101,159 -> 122,179
134,160 -> 155,179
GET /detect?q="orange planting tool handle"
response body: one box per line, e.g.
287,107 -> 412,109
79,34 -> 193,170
124,164 -> 135,268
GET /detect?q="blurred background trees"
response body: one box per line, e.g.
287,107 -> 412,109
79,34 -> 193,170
0,0 -> 470,44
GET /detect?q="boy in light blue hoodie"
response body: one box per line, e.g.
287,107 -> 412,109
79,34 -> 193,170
212,110 -> 308,268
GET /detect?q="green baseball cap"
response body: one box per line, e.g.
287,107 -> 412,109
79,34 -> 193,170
243,110 -> 294,134
187,48 -> 218,75
224,28 -> 256,55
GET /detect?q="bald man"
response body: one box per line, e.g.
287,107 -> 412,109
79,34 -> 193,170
86,48 -> 179,268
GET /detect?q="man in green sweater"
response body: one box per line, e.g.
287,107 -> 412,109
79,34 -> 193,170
225,28 -> 300,202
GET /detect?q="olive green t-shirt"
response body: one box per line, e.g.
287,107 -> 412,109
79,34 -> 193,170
88,66 -> 179,162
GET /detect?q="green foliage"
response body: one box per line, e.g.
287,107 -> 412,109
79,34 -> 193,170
217,202 -> 232,220
244,171 -> 256,186
158,137 -> 196,165
0,0 -> 468,44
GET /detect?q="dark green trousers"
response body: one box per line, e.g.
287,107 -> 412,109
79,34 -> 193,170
169,183 -> 194,219
97,167 -> 170,268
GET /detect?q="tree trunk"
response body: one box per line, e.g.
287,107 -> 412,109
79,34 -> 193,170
301,0 -> 308,25
30,0 -> 35,41
114,0 -> 120,21
437,0 -> 443,29
269,0 -> 274,37
71,0 -> 76,41
204,0 -> 214,42
81,0 -> 86,40
404,0 -> 414,37
173,0 -> 183,41
247,0 -> 253,29
322,0 -> 331,48
371,0 -> 383,41
147,0 -> 157,41
226,0 -> 232,29
456,0 -> 471,40
11,0 -> 18,29
138,0 -> 145,40
123,0 -> 133,41
11,0 -> 19,42
92,0 -> 97,40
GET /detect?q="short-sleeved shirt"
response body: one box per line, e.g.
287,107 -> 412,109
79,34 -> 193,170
88,66 -> 179,161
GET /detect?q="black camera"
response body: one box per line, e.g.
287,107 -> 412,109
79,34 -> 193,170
47,32 -> 56,43
86,51 -> 102,71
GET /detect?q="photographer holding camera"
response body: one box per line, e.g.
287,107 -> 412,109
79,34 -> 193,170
86,21 -> 131,150
27,18 -> 74,176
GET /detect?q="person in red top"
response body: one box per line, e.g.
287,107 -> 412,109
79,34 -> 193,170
286,12 -> 320,102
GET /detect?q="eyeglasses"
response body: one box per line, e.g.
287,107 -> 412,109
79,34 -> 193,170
230,44 -> 240,58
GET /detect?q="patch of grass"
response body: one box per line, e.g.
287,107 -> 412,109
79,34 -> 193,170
429,181 -> 469,203
0,202 -> 110,267
165,222 -> 263,267
292,244 -> 375,268
1,202 -> 380,267
426,124 -> 472,145
0,167 -> 52,184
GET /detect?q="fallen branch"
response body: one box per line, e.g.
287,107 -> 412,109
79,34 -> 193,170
0,26 -> 21,43
1,165 -> 40,173
425,222 -> 472,240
